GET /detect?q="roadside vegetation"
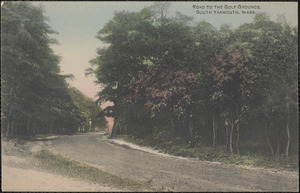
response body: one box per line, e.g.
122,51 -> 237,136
88,2 -> 298,168
1,2 -> 107,138
30,149 -> 156,191
118,133 -> 298,171
2,138 -> 156,191
1,1 -> 298,172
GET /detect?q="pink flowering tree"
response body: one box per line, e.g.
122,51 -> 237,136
127,66 -> 197,137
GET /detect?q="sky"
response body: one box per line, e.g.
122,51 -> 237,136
30,1 -> 298,100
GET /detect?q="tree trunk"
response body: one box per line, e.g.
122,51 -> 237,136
33,121 -> 37,135
189,114 -> 194,147
229,111 -> 234,153
27,118 -> 30,136
225,119 -> 229,151
50,124 -> 53,134
91,122 -> 95,132
5,106 -> 12,138
118,120 -> 122,135
168,109 -> 175,137
89,120 -> 92,132
265,122 -> 274,156
10,120 -> 15,138
110,116 -> 119,138
1,117 -> 6,136
285,101 -> 290,158
236,121 -> 240,155
212,112 -> 216,149
235,105 -> 240,154
276,129 -> 282,156
6,119 -> 11,138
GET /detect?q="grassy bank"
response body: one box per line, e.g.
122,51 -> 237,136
30,149 -> 156,191
117,133 -> 298,171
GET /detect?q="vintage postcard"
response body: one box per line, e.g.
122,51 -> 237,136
1,1 -> 298,192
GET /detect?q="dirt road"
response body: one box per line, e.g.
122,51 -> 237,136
2,162 -> 121,192
1,139 -> 122,192
32,132 -> 298,192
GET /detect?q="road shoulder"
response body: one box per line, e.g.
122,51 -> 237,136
1,139 -> 123,192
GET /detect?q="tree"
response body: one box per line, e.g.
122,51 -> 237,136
89,8 -> 157,137
89,5 -> 298,159
190,21 -> 226,148
127,66 -> 197,137
68,87 -> 107,132
211,43 -> 253,153
90,7 -> 196,138
148,2 -> 172,25
233,13 -> 298,157
1,2 -> 84,137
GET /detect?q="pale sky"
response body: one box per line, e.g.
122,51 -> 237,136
30,1 -> 297,100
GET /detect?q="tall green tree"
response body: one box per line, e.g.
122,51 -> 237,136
1,2 -> 83,137
89,8 -> 156,137
211,43 -> 253,153
233,13 -> 298,156
89,3 -> 297,159
68,87 -> 107,132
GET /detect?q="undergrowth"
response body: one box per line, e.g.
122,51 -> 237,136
30,149 -> 156,191
117,133 -> 298,171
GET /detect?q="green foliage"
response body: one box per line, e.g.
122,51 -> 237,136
68,87 -> 107,132
119,134 -> 298,170
89,3 -> 298,160
1,2 -> 88,137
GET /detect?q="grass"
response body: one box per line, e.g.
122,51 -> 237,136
30,149 -> 156,191
2,138 -> 32,156
117,133 -> 298,171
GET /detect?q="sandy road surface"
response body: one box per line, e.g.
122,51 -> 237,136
1,146 -> 122,192
36,132 -> 299,192
2,164 -> 121,192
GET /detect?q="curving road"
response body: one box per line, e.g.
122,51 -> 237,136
41,132 -> 298,192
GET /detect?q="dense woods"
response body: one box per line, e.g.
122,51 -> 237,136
1,2 -> 298,161
1,2 -> 106,138
89,3 -> 298,157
